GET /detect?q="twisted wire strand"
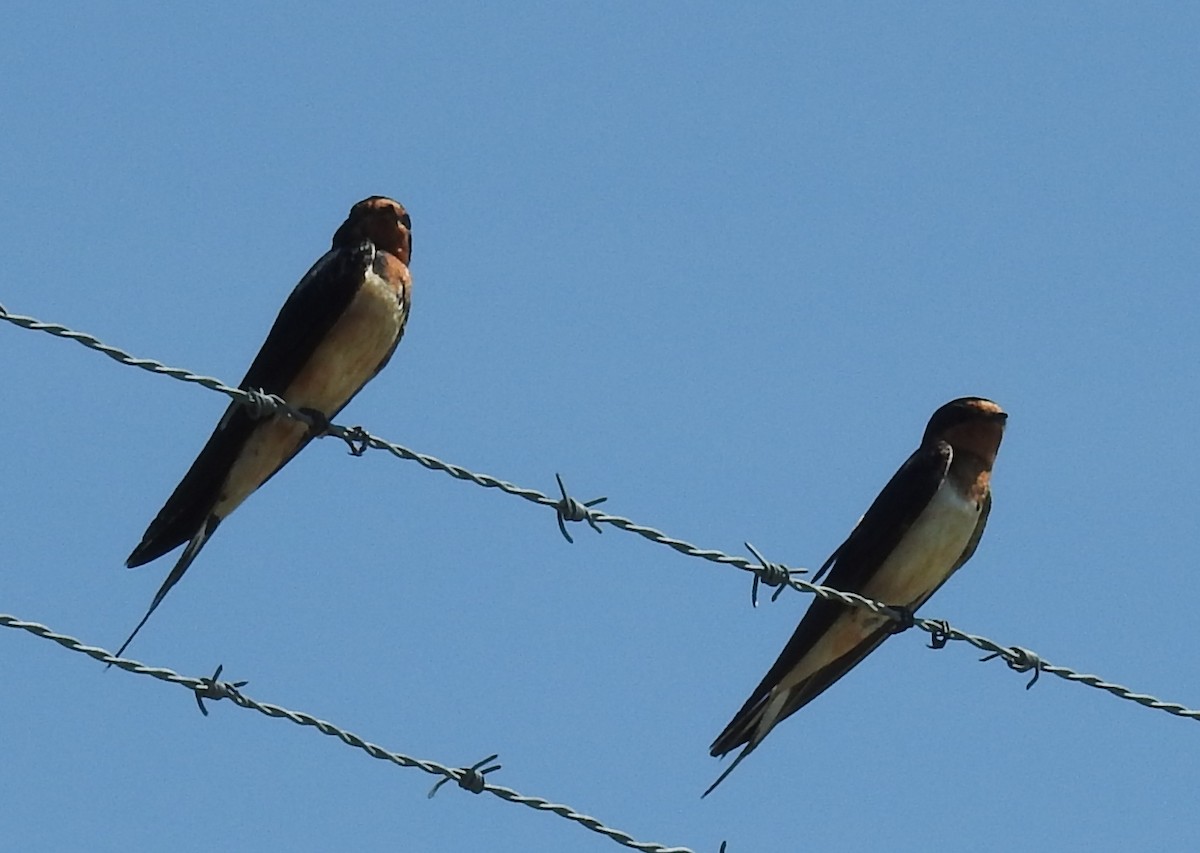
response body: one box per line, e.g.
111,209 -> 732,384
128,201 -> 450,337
4,303 -> 1200,723
0,614 -> 696,853
0,303 -> 797,583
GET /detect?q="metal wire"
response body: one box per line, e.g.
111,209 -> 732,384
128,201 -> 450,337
3,303 -> 1199,724
0,614 -> 696,853
0,303 -> 803,583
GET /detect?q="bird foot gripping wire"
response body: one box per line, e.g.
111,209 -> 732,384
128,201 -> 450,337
981,646 -> 1044,689
744,542 -> 801,607
427,754 -> 502,798
888,605 -> 916,634
194,664 -> 249,716
241,390 -> 354,455
297,406 -> 334,439
292,406 -> 371,456
553,473 -> 607,544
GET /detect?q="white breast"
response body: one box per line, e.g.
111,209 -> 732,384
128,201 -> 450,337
776,480 -> 981,690
860,479 -> 980,607
283,268 -> 406,414
212,269 -> 407,518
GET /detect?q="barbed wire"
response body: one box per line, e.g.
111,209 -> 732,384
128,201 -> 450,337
3,303 -> 1200,726
0,302 -> 804,587
0,613 -> 697,853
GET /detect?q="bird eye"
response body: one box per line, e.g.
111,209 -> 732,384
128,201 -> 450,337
398,210 -> 411,230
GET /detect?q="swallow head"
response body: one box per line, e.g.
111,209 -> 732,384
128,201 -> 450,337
334,196 -> 412,265
923,396 -> 1007,464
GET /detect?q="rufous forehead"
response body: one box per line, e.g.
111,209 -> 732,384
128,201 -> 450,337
963,398 -> 1005,417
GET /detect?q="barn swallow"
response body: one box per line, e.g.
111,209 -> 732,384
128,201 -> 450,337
114,196 -> 413,659
704,397 -> 1007,796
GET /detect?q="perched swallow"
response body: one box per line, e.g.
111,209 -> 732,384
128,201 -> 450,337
115,196 -> 413,658
704,397 -> 1007,796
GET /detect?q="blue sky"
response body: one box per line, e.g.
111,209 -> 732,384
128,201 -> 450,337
4,5 -> 1199,852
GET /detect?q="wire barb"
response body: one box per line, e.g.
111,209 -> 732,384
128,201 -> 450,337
428,753 -> 503,798
744,542 -> 794,607
338,425 -> 372,457
926,619 -> 952,650
194,663 -> 250,716
554,473 -> 607,543
981,646 -> 1044,689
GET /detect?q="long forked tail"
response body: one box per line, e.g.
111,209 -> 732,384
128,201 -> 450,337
704,688 -> 789,797
110,516 -> 220,665
702,743 -> 756,798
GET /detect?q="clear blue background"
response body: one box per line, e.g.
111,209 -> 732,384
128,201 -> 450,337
3,5 -> 1198,852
